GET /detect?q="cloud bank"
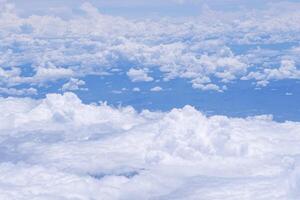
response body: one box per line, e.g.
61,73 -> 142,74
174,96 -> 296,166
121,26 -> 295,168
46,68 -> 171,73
1,1 -> 300,95
0,92 -> 300,199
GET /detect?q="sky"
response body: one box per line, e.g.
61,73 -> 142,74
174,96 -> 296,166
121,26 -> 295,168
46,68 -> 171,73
1,1 -> 300,198
9,0 -> 300,17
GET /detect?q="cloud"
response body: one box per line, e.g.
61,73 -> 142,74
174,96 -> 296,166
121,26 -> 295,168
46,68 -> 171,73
132,87 -> 141,92
34,66 -> 74,81
242,59 -> 300,87
0,1 -> 300,95
192,82 -> 222,92
0,86 -> 37,96
150,86 -> 163,92
0,2 -> 299,198
0,92 -> 300,198
127,68 -> 154,82
61,78 -> 87,91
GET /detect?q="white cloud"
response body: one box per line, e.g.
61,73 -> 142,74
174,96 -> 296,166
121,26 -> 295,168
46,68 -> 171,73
34,66 -> 74,81
150,86 -> 163,92
0,87 -> 37,96
62,78 -> 87,91
0,2 -> 299,198
0,1 -> 300,93
243,59 -> 300,87
132,87 -> 141,92
127,68 -> 154,82
266,60 -> 300,80
192,82 -> 221,92
0,93 -> 299,198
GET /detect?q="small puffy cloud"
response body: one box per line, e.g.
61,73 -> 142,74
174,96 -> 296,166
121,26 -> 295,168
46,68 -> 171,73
285,92 -> 293,96
62,78 -> 87,91
192,83 -> 222,92
150,86 -> 163,92
132,87 -> 141,92
33,65 -> 74,83
9,64 -> 75,86
243,60 -> 300,87
266,60 -> 300,80
127,68 -> 154,82
191,77 -> 223,92
112,90 -> 123,94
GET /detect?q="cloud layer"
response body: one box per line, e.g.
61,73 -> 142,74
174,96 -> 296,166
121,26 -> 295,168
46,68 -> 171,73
0,92 -> 300,199
1,1 -> 300,95
0,1 -> 299,199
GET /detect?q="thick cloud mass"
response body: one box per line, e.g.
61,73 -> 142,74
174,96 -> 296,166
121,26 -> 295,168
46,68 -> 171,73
0,92 -> 300,199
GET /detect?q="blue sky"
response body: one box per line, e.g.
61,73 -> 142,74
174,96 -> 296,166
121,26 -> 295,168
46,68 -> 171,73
1,0 -> 300,121
10,0 -> 300,17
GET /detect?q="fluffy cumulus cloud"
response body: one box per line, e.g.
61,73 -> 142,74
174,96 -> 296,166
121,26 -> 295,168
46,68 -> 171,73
132,87 -> 141,92
243,59 -> 300,86
61,78 -> 87,91
0,1 -> 300,94
150,86 -> 163,92
127,68 -> 153,82
0,92 -> 300,199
